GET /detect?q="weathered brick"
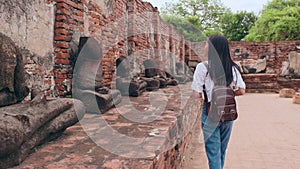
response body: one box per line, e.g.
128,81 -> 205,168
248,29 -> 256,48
54,42 -> 69,49
26,69 -> 38,74
55,0 -> 77,9
55,85 -> 65,91
34,65 -> 41,69
69,26 -> 75,31
55,52 -> 70,59
75,10 -> 84,17
89,12 -> 101,19
56,8 -> 71,16
55,73 -> 67,79
44,79 -> 52,84
74,15 -> 84,22
53,69 -> 68,74
57,91 -> 65,96
76,4 -> 84,10
55,15 -> 68,22
55,59 -> 70,65
68,19 -> 77,25
55,28 -> 69,36
54,35 -> 71,42
79,27 -> 84,33
56,2 -> 71,10
54,47 -> 69,53
80,0 -> 87,4
55,22 -> 69,29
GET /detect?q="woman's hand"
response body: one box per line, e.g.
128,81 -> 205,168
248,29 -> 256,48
192,91 -> 204,103
234,88 -> 245,96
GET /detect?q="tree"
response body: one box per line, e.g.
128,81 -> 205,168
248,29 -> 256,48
220,11 -> 257,41
244,0 -> 300,41
161,0 -> 228,32
204,29 -> 223,37
161,15 -> 207,42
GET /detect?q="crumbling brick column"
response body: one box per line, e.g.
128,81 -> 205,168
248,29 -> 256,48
53,0 -> 85,96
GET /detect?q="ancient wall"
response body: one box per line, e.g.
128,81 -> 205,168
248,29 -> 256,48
0,0 -> 55,56
1,1 -> 299,95
0,0 -> 56,97
0,0 -> 189,97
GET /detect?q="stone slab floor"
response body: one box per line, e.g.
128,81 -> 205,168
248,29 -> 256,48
181,93 -> 300,169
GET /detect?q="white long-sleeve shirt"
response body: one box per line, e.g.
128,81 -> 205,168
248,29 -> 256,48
191,61 -> 246,102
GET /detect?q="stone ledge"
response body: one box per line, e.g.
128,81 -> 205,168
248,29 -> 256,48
242,73 -> 278,83
242,74 -> 300,93
277,78 -> 300,91
12,83 -> 201,169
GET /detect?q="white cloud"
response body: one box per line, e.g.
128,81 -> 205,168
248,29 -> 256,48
145,0 -> 270,15
221,0 -> 270,14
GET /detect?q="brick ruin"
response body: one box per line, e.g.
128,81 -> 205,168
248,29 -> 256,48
229,41 -> 300,92
1,0 -> 299,97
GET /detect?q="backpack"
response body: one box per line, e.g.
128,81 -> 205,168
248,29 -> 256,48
203,63 -> 238,122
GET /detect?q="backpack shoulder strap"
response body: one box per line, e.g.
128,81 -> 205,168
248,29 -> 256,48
203,61 -> 209,77
233,66 -> 238,86
202,61 -> 209,102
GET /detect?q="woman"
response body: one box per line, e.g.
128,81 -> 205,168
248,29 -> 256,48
192,34 -> 246,169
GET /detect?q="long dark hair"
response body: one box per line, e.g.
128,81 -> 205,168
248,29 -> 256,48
207,34 -> 241,86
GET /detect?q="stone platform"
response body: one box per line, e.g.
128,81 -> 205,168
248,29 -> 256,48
11,83 -> 201,169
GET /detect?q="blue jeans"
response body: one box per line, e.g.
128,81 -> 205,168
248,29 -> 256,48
201,103 -> 233,169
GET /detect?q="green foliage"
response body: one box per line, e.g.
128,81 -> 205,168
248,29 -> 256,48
244,0 -> 300,41
220,11 -> 257,41
204,29 -> 223,37
161,15 -> 207,42
161,0 -> 228,31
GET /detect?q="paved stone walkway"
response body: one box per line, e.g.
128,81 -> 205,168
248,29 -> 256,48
182,93 -> 300,169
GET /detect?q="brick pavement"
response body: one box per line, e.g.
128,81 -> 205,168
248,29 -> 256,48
182,93 -> 300,169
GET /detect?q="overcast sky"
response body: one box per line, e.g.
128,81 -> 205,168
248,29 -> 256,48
145,0 -> 271,15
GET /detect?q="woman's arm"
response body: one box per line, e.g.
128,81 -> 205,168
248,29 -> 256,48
233,67 -> 246,96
